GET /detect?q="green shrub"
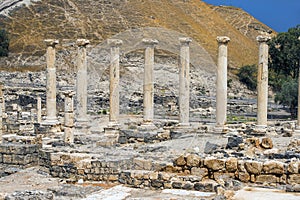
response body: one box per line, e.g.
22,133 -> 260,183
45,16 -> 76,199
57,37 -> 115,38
237,64 -> 257,91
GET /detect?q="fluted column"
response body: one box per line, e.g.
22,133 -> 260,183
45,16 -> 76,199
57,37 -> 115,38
256,35 -> 271,130
215,36 -> 230,131
75,39 -> 90,129
108,39 -> 122,127
142,39 -> 158,124
63,91 -> 75,144
179,37 -> 192,126
296,36 -> 300,132
44,39 -> 59,124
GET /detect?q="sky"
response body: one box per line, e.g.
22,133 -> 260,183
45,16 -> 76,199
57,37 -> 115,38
202,0 -> 300,33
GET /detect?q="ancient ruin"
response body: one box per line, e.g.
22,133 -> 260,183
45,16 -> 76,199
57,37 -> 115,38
0,27 -> 299,200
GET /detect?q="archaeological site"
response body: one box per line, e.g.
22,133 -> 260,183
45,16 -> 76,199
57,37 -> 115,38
0,0 -> 300,199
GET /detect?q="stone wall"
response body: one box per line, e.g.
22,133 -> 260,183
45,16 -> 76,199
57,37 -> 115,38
0,144 -> 39,166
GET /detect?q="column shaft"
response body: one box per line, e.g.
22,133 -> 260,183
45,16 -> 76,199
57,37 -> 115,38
108,39 -> 122,125
37,96 -> 42,123
76,39 -> 90,126
256,36 -> 271,128
179,37 -> 192,125
44,39 -> 59,124
64,91 -> 75,144
0,84 -> 3,143
143,39 -> 158,123
297,36 -> 300,130
216,36 -> 230,128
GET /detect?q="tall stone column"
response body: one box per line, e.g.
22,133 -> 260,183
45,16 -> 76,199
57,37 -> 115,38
215,36 -> 230,131
179,37 -> 192,126
256,35 -> 271,130
63,91 -> 75,144
37,96 -> 42,123
108,39 -> 122,127
75,39 -> 90,130
142,39 -> 158,125
44,39 -> 59,124
296,36 -> 300,133
0,83 -> 3,143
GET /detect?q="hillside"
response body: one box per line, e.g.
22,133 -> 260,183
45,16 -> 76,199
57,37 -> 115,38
0,0 -> 275,70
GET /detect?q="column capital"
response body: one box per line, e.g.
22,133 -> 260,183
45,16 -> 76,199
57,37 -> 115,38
142,38 -> 159,46
44,39 -> 59,47
76,39 -> 90,47
256,35 -> 271,43
217,36 -> 230,44
108,39 -> 123,47
179,37 -> 192,45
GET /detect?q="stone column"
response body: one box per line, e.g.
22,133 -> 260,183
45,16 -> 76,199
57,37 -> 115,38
179,37 -> 192,126
75,39 -> 90,129
0,83 -> 3,143
37,96 -> 42,123
63,91 -> 75,144
44,39 -> 59,124
256,35 -> 271,130
296,36 -> 300,132
108,39 -> 122,127
142,39 -> 158,125
215,36 -> 230,131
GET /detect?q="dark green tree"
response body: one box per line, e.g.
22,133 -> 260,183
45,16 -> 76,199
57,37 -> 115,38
274,79 -> 298,118
0,29 -> 9,57
269,25 -> 300,79
237,64 -> 257,91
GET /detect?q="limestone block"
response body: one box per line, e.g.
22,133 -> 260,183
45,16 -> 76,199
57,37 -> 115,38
164,182 -> 172,189
172,181 -> 183,189
226,157 -> 238,172
186,154 -> 201,167
256,174 -> 278,184
260,137 -> 273,149
133,158 -> 152,170
191,167 -> 208,178
236,171 -> 250,182
175,155 -> 186,166
244,160 -> 263,175
194,182 -> 215,192
204,157 -> 225,171
246,137 -> 260,148
287,160 -> 299,174
263,161 -> 285,175
288,174 -> 300,184
3,154 -> 12,163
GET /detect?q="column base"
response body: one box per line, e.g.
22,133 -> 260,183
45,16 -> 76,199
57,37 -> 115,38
213,125 -> 228,134
178,122 -> 191,128
107,121 -> 120,129
140,121 -> 157,131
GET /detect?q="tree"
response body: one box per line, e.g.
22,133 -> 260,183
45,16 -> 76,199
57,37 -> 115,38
0,29 -> 9,57
274,79 -> 298,118
237,64 -> 257,91
269,25 -> 300,79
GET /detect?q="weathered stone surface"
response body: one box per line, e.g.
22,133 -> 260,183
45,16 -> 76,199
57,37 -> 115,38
244,161 -> 263,175
260,137 -> 273,149
225,157 -> 238,172
186,154 -> 201,167
256,174 -> 278,184
263,161 -> 285,175
287,159 -> 299,174
245,137 -> 260,148
226,136 -> 243,149
236,171 -> 250,182
288,174 -> 300,184
286,184 -> 300,192
175,155 -> 186,166
204,158 -> 225,171
204,141 -> 220,154
190,167 -> 208,178
194,182 -> 215,192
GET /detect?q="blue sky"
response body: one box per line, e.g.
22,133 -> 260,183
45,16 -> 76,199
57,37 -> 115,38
203,0 -> 300,33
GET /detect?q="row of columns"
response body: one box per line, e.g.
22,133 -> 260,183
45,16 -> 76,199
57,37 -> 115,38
41,35 -> 298,135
